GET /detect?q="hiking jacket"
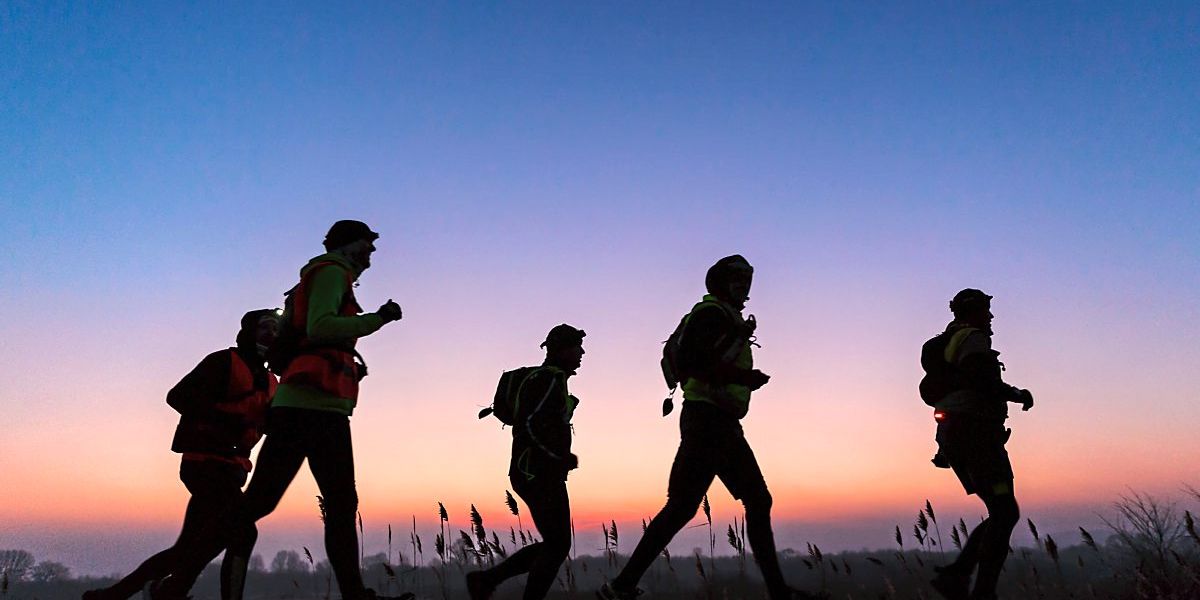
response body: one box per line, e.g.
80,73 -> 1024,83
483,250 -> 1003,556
509,365 -> 578,482
679,295 -> 757,419
273,252 -> 385,415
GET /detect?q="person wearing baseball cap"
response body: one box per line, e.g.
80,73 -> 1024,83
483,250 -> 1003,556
467,324 -> 585,600
928,289 -> 1034,600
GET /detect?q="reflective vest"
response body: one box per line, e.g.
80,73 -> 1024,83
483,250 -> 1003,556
177,349 -> 277,471
681,296 -> 754,415
279,261 -> 364,403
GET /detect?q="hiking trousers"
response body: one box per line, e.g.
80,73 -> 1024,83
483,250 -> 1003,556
614,402 -> 790,598
237,407 -> 364,598
163,407 -> 365,600
100,459 -> 249,600
477,474 -> 572,600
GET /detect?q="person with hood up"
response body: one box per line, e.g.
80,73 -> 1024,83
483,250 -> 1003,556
150,220 -> 407,600
598,256 -> 819,600
82,309 -> 279,600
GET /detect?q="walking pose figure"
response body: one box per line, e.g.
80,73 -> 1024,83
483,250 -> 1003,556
467,324 -> 586,600
150,220 -> 408,600
598,255 -> 819,600
922,289 -> 1034,600
83,309 -> 278,600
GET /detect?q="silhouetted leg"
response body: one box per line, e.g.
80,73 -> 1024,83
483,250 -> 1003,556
480,542 -> 543,584
215,415 -> 307,600
612,410 -> 718,591
306,412 -> 366,600
97,461 -> 244,600
717,434 -> 791,599
519,478 -> 571,600
947,518 -> 989,575
972,487 -> 1018,598
99,548 -> 180,600
157,420 -> 305,599
220,520 -> 257,600
473,474 -> 546,587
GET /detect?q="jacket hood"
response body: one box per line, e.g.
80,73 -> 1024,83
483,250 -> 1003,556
300,252 -> 361,280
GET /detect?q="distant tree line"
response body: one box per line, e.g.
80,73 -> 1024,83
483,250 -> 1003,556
0,549 -> 72,585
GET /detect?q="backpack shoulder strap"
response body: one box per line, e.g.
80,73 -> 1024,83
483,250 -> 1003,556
943,327 -> 980,364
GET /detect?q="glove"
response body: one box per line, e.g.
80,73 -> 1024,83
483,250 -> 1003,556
563,453 -> 579,471
377,299 -> 403,323
743,369 -> 771,391
1018,389 -> 1034,411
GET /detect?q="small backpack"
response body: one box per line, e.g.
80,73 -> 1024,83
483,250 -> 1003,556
919,331 -> 961,406
659,312 -> 693,396
478,366 -> 541,426
266,292 -> 301,376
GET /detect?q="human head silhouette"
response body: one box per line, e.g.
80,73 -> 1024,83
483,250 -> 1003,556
705,255 -> 754,309
324,220 -> 379,271
541,324 -> 586,374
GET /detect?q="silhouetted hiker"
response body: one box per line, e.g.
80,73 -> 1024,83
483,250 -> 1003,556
81,309 -> 279,600
467,324 -> 586,600
598,256 -> 819,600
923,289 -> 1034,600
151,220 -> 408,600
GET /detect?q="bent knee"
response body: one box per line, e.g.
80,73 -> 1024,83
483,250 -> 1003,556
987,498 -> 1020,529
741,489 -> 773,514
661,497 -> 702,524
544,537 -> 571,560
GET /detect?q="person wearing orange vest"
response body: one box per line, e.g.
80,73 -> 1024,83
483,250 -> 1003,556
82,309 -> 279,600
150,220 -> 407,600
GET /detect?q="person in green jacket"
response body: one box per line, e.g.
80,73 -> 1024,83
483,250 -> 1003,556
152,220 -> 407,600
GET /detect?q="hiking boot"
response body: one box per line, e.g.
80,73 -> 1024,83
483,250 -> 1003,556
465,571 -> 495,600
596,582 -> 642,600
930,568 -> 971,600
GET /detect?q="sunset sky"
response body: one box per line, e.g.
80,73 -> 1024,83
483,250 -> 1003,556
2,2 -> 1197,575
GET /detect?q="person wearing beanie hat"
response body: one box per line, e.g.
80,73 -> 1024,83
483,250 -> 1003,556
83,310 -> 279,600
466,325 -> 585,600
925,289 -> 1034,600
150,222 -> 410,600
601,256 -> 819,600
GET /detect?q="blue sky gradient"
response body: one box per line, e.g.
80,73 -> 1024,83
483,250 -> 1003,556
1,1 -> 1197,574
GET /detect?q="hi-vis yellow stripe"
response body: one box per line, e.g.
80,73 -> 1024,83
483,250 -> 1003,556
944,327 -> 978,364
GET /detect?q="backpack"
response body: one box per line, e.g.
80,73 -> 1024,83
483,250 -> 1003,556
919,330 -> 960,407
265,290 -> 302,376
659,312 -> 693,396
478,366 -> 541,426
